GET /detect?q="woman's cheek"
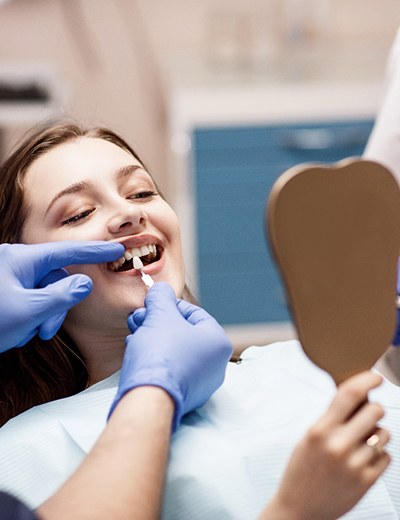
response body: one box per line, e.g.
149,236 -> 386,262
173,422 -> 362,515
64,264 -> 97,279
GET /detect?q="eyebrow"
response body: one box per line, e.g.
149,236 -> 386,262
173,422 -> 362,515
116,164 -> 142,179
45,164 -> 142,216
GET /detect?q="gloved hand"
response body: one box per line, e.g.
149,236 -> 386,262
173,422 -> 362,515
109,282 -> 233,431
393,259 -> 400,346
0,241 -> 124,352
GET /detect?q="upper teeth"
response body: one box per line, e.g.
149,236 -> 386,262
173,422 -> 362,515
110,243 -> 157,271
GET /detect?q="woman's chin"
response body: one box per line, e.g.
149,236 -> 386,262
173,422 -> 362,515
64,301 -> 140,334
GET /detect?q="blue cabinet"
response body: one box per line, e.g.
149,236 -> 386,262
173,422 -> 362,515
193,119 -> 374,325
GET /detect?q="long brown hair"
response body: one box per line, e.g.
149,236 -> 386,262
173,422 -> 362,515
0,120 -> 188,426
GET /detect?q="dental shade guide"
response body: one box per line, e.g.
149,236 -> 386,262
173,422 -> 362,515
267,158 -> 400,385
133,256 -> 154,288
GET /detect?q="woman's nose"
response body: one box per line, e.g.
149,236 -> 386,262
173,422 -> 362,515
107,201 -> 147,235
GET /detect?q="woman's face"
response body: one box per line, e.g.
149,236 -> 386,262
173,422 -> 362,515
21,137 -> 185,333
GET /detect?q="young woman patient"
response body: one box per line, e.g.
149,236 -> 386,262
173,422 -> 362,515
0,122 -> 397,519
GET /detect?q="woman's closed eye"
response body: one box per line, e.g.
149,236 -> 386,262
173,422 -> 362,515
129,190 -> 158,201
62,208 -> 95,226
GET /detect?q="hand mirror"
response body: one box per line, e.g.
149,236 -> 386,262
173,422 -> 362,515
267,159 -> 400,384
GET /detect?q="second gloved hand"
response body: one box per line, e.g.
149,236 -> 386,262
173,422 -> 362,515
109,282 -> 233,431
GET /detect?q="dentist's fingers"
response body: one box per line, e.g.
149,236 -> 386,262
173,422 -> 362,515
15,329 -> 38,348
128,284 -> 177,332
144,282 -> 215,326
143,283 -> 178,314
38,267 -> 68,288
32,274 -> 94,324
38,312 -> 68,340
40,241 -> 124,266
129,302 -> 223,332
31,241 -> 124,284
128,285 -> 226,332
12,275 -> 92,347
128,309 -> 146,333
177,298 -> 214,326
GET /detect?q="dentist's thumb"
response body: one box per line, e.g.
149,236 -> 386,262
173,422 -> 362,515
36,275 -> 94,340
128,283 -> 177,333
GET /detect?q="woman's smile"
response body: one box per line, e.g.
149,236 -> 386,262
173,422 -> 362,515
106,234 -> 163,274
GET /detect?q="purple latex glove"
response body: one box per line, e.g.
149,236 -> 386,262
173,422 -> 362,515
109,282 -> 233,431
393,258 -> 400,346
0,241 -> 124,351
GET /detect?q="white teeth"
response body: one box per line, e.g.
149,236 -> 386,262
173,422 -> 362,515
111,256 -> 126,270
124,251 -> 133,261
133,256 -> 144,269
128,244 -> 157,259
108,243 -> 157,272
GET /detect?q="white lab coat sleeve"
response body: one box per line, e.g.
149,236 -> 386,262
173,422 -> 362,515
364,28 -> 400,181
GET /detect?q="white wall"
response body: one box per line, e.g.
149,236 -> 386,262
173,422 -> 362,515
0,0 -> 169,191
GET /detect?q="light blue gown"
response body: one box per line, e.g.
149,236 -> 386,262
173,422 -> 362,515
0,341 -> 398,519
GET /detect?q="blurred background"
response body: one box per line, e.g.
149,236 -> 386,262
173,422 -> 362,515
1,0 -> 399,347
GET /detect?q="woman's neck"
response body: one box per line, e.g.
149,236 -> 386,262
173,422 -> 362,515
374,345 -> 400,386
65,324 -> 127,386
